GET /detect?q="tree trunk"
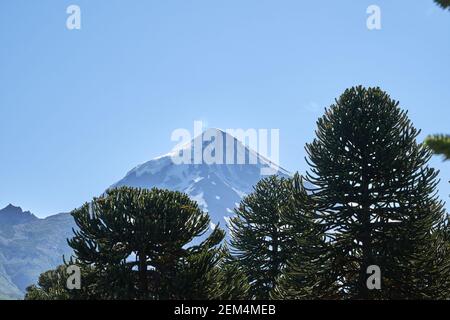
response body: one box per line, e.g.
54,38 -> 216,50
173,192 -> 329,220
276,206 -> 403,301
358,155 -> 372,299
138,251 -> 148,298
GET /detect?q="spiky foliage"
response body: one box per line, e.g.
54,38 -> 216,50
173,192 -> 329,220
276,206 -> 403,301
425,135 -> 450,160
435,0 -> 450,10
229,176 -> 296,299
24,264 -> 96,300
273,174 -> 338,299
305,86 -> 450,299
215,262 -> 251,300
209,247 -> 251,300
68,187 -> 225,300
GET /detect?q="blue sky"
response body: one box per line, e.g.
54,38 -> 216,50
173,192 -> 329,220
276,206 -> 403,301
1,0 -> 449,217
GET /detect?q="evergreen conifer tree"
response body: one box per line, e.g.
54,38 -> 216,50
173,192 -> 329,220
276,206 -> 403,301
25,264 -> 97,300
273,174 -> 338,299
229,176 -> 296,299
68,187 -> 225,300
304,86 -> 450,299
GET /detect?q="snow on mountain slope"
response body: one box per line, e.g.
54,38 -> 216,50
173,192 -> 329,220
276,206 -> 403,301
112,128 -> 291,227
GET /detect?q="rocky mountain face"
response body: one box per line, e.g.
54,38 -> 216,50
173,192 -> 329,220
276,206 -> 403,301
0,205 -> 75,299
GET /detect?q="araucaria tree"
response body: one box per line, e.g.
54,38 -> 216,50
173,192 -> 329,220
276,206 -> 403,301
273,174 -> 337,299
68,187 -> 225,299
25,264 -> 97,300
306,86 -> 450,299
229,176 -> 296,299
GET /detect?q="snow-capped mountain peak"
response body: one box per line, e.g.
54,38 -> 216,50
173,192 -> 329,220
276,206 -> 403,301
112,128 -> 290,226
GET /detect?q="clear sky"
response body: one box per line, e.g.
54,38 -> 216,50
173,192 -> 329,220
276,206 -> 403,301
1,0 -> 449,218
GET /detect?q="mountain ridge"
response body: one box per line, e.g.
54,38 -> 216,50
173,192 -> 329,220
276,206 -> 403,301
0,204 -> 38,226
